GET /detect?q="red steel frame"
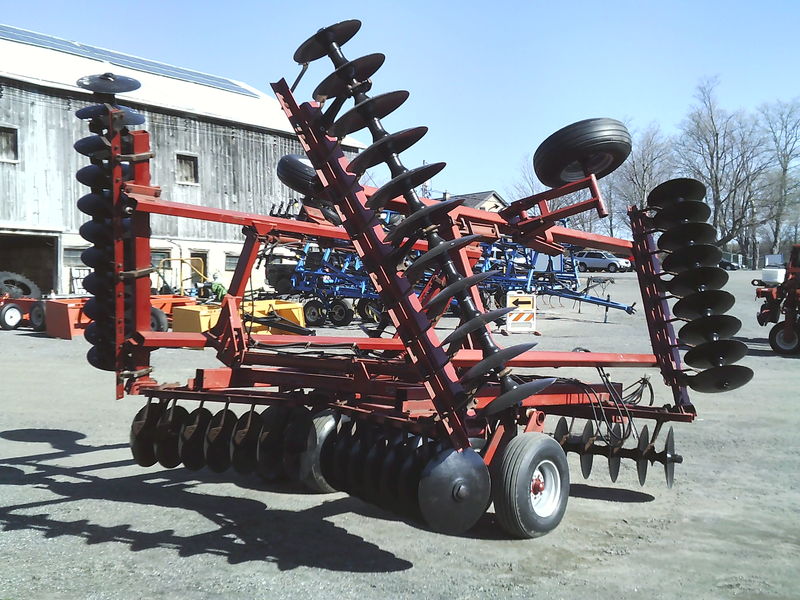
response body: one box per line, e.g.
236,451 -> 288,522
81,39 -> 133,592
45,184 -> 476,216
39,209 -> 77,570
92,95 -> 694,460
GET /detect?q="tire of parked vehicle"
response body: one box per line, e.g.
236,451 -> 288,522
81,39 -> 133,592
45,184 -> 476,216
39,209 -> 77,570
0,271 -> 42,299
607,263 -> 618,273
533,118 -> 632,188
0,303 -> 24,330
303,299 -> 327,327
29,301 -> 47,332
578,263 -> 587,272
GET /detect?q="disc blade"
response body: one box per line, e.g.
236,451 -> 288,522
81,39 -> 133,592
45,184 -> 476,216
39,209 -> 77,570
77,192 -> 112,218
255,405 -> 291,481
313,53 -> 385,101
204,409 -> 236,473
75,103 -> 145,125
365,161 -> 446,210
77,72 -> 141,94
442,307 -> 515,350
331,418 -> 356,492
657,223 -> 717,251
130,402 -> 164,467
179,407 -> 213,471
425,270 -> 499,317
348,127 -> 428,175
553,417 -> 569,447
230,410 -> 263,474
81,246 -> 112,270
397,437 -> 430,519
579,421 -> 594,479
346,422 -> 377,499
459,342 -> 538,389
684,339 -> 748,369
673,290 -> 735,320
652,200 -> 711,230
154,404 -> 189,469
362,433 -> 393,506
479,378 -> 556,416
418,446 -> 491,535
282,406 -> 313,481
637,425 -> 650,486
661,244 -> 722,274
293,20 -> 362,63
330,91 -> 410,138
74,135 -> 111,159
79,220 -> 112,245
647,178 -> 706,207
678,315 -> 742,346
404,233 -> 484,283
385,197 -> 465,244
664,427 -> 675,488
685,364 -> 753,393
608,423 -> 622,483
378,435 -> 410,513
76,165 -> 110,188
664,266 -> 728,297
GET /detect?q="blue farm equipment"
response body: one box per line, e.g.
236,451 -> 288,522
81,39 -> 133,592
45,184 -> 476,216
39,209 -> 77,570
476,240 -> 636,314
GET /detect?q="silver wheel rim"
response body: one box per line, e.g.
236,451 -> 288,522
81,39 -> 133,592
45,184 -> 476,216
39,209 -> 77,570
331,304 -> 346,320
306,305 -> 322,322
529,459 -> 561,518
3,307 -> 22,327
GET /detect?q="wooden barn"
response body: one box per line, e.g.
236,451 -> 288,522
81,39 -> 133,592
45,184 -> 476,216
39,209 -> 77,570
0,24 -> 359,295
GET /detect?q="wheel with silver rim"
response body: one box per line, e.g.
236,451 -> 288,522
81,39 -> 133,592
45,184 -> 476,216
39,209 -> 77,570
0,303 -> 24,330
328,298 -> 354,327
492,432 -> 570,538
768,321 -> 800,355
303,299 -> 327,327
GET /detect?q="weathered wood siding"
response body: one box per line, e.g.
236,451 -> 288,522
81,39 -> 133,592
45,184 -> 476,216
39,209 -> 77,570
0,78 -> 312,241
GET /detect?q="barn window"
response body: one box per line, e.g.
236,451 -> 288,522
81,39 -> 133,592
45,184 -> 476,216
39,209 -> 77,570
176,154 -> 199,183
0,127 -> 18,161
63,247 -> 87,267
151,250 -> 172,270
225,253 -> 240,271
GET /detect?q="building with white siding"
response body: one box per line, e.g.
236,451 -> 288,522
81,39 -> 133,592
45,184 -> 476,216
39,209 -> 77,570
0,24 -> 359,296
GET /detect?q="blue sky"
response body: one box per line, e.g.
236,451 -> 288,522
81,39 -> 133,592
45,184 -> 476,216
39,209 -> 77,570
3,1 -> 798,197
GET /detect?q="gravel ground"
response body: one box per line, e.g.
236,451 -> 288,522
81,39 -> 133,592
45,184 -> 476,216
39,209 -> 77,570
0,270 -> 797,599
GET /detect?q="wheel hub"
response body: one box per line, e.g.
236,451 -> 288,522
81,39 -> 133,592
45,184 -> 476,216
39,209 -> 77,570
529,459 -> 561,518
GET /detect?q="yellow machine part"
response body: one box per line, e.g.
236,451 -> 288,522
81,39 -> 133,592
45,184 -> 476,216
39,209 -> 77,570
171,300 -> 305,334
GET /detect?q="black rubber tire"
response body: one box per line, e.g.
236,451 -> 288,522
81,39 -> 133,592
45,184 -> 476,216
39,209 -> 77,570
578,263 -> 587,273
533,118 -> 632,188
607,263 -> 618,273
276,154 -> 322,196
328,299 -> 354,327
298,410 -> 338,493
28,301 -> 46,332
304,299 -> 327,327
768,321 -> 800,355
492,432 -> 570,539
149,306 -> 169,332
0,271 -> 41,299
0,303 -> 24,330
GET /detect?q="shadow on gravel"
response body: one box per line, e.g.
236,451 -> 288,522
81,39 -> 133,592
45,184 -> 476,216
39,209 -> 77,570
0,428 -> 412,572
569,484 -> 654,503
734,335 -> 800,358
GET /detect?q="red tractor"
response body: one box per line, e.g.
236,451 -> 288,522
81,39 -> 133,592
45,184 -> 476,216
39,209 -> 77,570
754,245 -> 800,354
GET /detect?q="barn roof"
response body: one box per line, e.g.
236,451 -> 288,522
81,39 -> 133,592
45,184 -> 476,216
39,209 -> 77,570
0,23 -> 362,147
